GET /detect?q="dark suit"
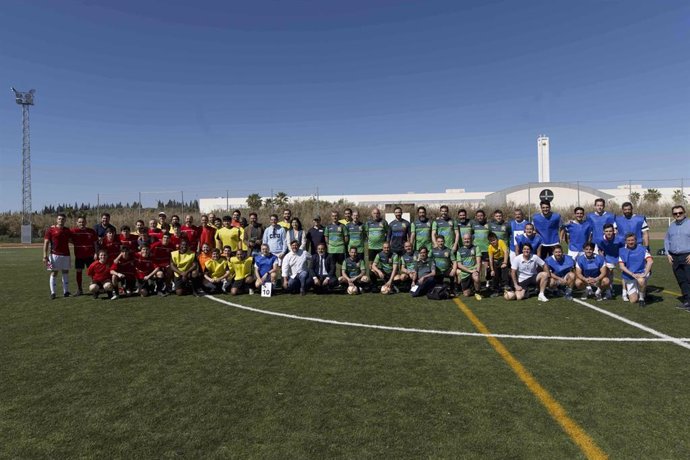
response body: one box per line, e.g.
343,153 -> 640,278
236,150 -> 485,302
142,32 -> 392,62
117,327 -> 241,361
310,253 -> 337,292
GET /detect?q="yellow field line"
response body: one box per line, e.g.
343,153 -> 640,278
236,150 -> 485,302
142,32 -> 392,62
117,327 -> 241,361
454,298 -> 608,460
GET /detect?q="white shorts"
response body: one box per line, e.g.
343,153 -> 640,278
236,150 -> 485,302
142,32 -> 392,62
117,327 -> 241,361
271,253 -> 283,267
48,254 -> 71,271
568,250 -> 583,259
623,274 -> 649,296
605,262 -> 617,270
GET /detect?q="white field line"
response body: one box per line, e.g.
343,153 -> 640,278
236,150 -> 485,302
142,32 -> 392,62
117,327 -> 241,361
205,295 -> 690,343
572,298 -> 690,351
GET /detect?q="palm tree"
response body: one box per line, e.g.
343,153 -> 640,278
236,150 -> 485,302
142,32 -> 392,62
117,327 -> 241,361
643,188 -> 662,204
629,191 -> 640,206
672,189 -> 687,204
273,192 -> 289,207
246,193 -> 263,209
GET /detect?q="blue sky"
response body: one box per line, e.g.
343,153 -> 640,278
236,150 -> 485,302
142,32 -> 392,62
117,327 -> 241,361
1,0 -> 689,211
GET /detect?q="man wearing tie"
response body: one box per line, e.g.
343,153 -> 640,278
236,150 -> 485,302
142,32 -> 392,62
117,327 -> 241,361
311,243 -> 336,294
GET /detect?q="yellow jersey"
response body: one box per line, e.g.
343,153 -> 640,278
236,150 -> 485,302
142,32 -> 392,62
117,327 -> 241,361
205,259 -> 230,279
229,256 -> 253,280
216,226 -> 246,252
171,250 -> 196,276
487,240 -> 508,262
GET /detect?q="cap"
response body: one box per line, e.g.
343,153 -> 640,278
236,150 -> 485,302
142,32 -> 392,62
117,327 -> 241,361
158,211 -> 167,217
313,216 -> 321,221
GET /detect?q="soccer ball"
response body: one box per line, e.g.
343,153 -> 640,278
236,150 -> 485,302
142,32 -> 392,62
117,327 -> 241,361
347,285 -> 360,295
380,285 -> 391,295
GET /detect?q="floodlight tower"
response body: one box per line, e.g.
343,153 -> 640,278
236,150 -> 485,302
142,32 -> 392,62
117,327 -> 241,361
12,87 -> 35,243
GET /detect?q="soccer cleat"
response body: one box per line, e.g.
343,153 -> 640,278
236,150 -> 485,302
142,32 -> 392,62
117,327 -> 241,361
622,292 -> 629,302
537,293 -> 549,302
50,293 -> 56,300
604,289 -> 613,300
393,285 -> 399,294
248,288 -> 255,295
110,294 -> 119,301
564,292 -> 573,301
638,299 -> 646,308
93,293 -> 99,300
581,287 -> 593,300
75,290 -> 83,297
474,293 -> 482,301
63,292 -> 71,298
675,302 -> 690,311
595,290 -> 603,302
490,292 -> 500,298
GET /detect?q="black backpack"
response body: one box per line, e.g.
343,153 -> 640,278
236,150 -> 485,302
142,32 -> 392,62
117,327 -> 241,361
427,285 -> 450,301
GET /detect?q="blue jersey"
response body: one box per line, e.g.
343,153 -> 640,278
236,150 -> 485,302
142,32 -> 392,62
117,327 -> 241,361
615,214 -> 648,242
254,253 -> 278,277
562,220 -> 593,252
618,245 -> 651,280
595,235 -> 625,265
508,219 -> 529,252
546,254 -> 575,278
587,211 -> 615,242
532,212 -> 562,246
387,219 -> 411,253
576,254 -> 605,278
516,233 -> 543,254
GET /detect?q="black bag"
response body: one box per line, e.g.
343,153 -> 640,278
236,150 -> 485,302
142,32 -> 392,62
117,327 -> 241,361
427,285 -> 449,301
657,248 -> 666,256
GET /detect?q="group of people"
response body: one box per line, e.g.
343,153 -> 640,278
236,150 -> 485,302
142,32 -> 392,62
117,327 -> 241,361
41,200 -> 690,309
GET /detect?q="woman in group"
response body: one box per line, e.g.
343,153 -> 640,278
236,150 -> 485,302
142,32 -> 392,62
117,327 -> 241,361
284,217 -> 307,251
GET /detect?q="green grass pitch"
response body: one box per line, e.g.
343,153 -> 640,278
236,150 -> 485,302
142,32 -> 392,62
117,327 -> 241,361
1,245 -> 690,458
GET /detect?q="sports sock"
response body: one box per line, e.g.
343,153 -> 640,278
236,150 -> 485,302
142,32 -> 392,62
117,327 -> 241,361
62,273 -> 69,293
76,271 -> 83,290
49,275 -> 56,295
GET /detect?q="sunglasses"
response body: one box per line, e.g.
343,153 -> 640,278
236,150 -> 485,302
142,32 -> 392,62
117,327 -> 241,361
673,212 -> 684,216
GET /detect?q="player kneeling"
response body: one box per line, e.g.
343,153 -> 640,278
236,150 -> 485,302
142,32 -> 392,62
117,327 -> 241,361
86,250 -> 114,299
339,247 -> 370,295
545,246 -> 576,300
110,246 -> 137,300
228,250 -> 255,295
575,242 -> 610,301
171,240 -> 203,296
618,233 -> 653,307
203,248 -> 231,294
371,242 -> 401,294
505,244 -> 550,302
134,245 -> 158,297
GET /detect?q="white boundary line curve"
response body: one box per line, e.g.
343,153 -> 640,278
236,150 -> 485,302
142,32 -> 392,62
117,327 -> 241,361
205,295 -> 690,343
572,298 -> 690,351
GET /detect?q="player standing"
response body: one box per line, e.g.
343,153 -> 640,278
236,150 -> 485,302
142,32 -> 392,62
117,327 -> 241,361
70,215 -> 98,296
43,213 -> 72,299
411,206 -> 432,252
532,201 -> 562,258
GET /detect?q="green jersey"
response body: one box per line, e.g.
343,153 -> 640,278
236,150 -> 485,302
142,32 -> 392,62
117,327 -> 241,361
412,218 -> 432,251
346,221 -> 366,253
374,251 -> 399,275
456,245 -> 478,279
488,220 -> 509,246
457,219 -> 473,242
400,251 -> 417,272
342,257 -> 365,278
470,220 -> 489,253
432,217 -> 457,249
431,246 -> 455,274
365,219 -> 389,251
325,223 -> 348,254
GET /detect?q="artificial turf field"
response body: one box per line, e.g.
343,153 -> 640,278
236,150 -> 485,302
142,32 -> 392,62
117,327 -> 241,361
2,245 -> 689,459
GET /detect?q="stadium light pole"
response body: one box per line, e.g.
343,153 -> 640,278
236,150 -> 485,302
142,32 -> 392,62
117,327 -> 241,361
11,87 -> 35,244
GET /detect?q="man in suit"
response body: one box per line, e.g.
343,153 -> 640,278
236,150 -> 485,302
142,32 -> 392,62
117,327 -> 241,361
310,243 -> 337,293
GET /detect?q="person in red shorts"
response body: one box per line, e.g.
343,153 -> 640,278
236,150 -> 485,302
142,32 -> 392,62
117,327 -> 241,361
43,213 -> 73,299
150,232 -> 175,296
134,245 -> 158,297
110,246 -> 137,300
100,227 -> 121,264
181,215 -> 200,252
70,215 -> 98,296
87,250 -> 114,299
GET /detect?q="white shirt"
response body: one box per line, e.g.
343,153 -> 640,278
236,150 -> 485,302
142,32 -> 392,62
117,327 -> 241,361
511,254 -> 545,282
281,249 -> 310,279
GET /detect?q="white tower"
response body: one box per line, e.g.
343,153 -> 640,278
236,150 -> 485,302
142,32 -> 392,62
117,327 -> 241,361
537,135 -> 550,183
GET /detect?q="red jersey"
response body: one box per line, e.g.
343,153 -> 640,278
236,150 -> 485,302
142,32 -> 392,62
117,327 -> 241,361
70,227 -> 97,258
134,253 -> 156,280
181,225 -> 200,248
44,226 -> 72,256
151,241 -> 175,267
199,225 -> 216,249
118,234 -> 139,252
87,260 -> 111,283
100,237 -> 121,264
111,256 -> 136,279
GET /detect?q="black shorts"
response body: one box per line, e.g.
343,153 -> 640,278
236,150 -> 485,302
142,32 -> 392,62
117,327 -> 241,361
330,253 -> 345,265
480,252 -> 489,262
460,276 -> 474,291
75,257 -> 93,270
117,278 -> 137,291
367,249 -> 381,263
174,276 -> 192,291
137,279 -> 155,291
231,278 -> 250,289
518,275 -> 538,291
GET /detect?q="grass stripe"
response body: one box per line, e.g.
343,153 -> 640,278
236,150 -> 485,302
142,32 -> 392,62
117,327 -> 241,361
571,298 -> 690,351
454,298 -> 608,460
